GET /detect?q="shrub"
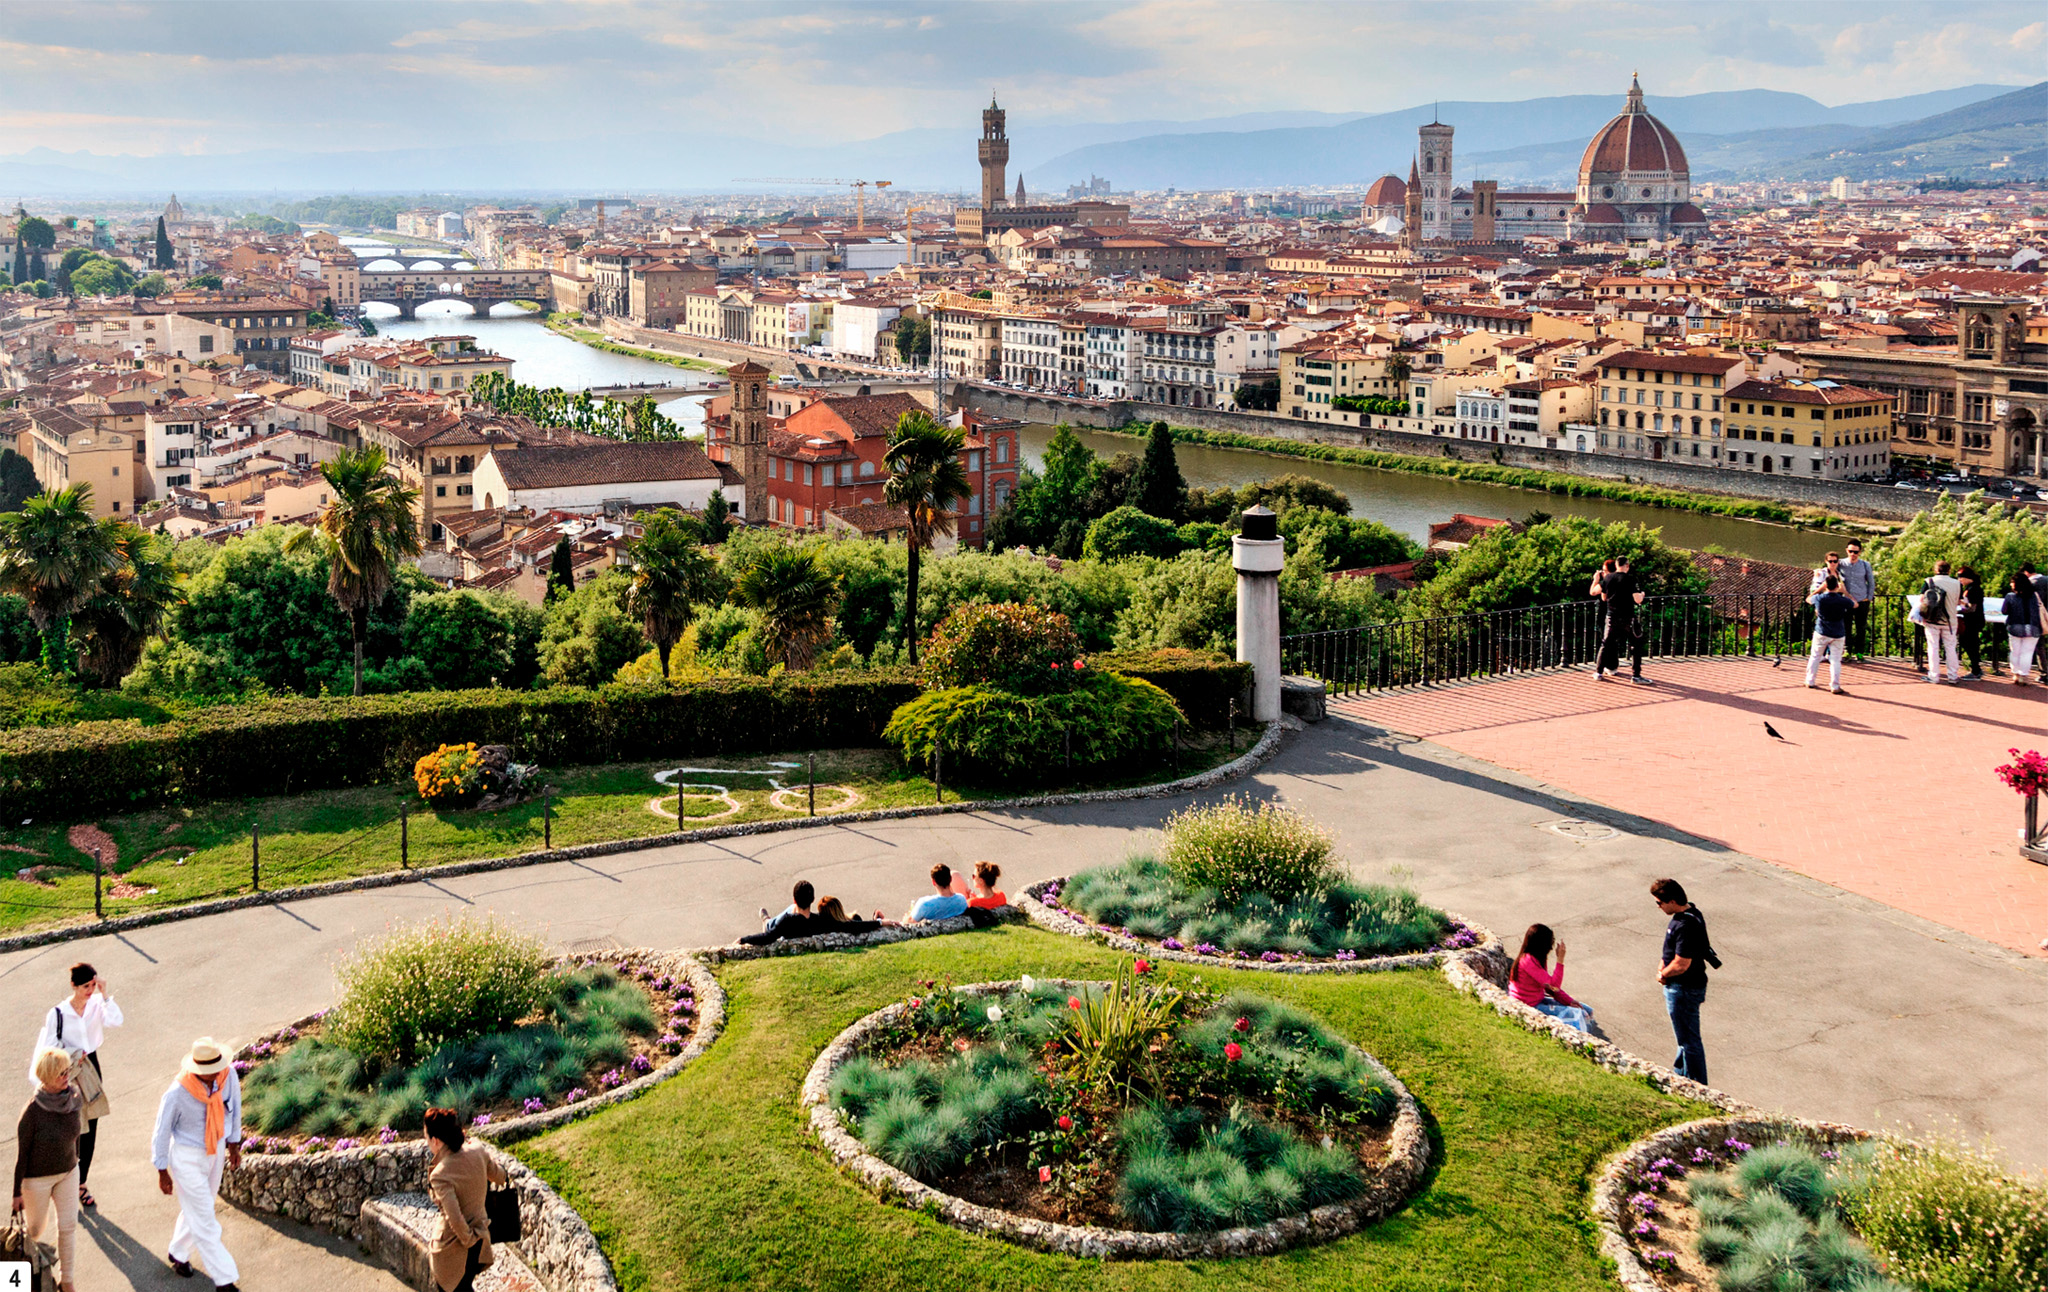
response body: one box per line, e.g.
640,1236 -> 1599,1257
920,602 -> 1082,694
1084,506 -> 1187,561
0,672 -> 921,820
1114,1103 -> 1361,1232
413,742 -> 486,807
1690,1145 -> 1899,1292
1060,854 -> 1449,958
1160,797 -> 1337,904
882,670 -> 1183,780
1840,1137 -> 2048,1292
326,915 -> 554,1067
1092,648 -> 1249,729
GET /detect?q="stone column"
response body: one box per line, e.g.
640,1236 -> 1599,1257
1233,506 -> 1284,723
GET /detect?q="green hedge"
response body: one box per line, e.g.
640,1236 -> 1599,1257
1095,648 -> 1250,729
0,673 -> 920,821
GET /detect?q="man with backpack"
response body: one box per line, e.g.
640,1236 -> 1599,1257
1915,560 -> 1964,684
1652,877 -> 1717,1085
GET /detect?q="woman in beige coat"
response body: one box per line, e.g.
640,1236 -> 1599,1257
423,1107 -> 509,1292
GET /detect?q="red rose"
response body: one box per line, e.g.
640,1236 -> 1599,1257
1067,996 -> 1081,1010
1073,658 -> 1085,670
1232,1016 -> 1250,1033
1038,1165 -> 1052,1183
1133,958 -> 1151,975
1057,1115 -> 1072,1130
1224,1042 -> 1243,1062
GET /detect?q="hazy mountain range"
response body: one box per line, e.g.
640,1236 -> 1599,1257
0,84 -> 2033,200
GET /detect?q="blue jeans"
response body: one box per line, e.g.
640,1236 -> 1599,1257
1664,983 -> 1708,1084
1535,1001 -> 1593,1032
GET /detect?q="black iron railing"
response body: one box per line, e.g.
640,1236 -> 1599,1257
1284,592 -> 1982,696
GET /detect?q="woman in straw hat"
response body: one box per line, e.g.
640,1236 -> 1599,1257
150,1037 -> 242,1291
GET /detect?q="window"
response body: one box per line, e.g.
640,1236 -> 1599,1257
803,463 -> 813,486
860,460 -> 875,478
436,485 -> 447,497
456,484 -> 472,496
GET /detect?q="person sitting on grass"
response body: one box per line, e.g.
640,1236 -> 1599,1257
1509,923 -> 1594,1032
741,881 -> 819,946
964,861 -> 1008,910
813,896 -> 895,936
903,864 -> 969,923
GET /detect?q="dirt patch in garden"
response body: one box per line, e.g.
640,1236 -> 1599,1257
65,823 -> 116,867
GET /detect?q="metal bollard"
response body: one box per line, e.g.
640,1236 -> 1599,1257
933,748 -> 943,805
400,807 -> 408,869
251,823 -> 260,893
807,753 -> 816,817
543,789 -> 553,849
93,847 -> 103,920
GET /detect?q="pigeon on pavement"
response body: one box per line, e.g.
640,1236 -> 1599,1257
1764,721 -> 1785,740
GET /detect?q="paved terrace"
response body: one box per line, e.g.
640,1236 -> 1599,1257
3,671 -> 2045,1286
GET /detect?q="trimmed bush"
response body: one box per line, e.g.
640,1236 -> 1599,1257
1160,797 -> 1337,904
1689,1146 -> 1909,1292
1092,648 -> 1249,729
325,914 -> 554,1067
1115,1103 -> 1362,1233
882,670 -> 1183,780
0,671 -> 920,820
920,602 -> 1083,694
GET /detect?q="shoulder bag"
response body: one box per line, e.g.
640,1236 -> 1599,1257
485,1182 -> 523,1243
1,1208 -> 60,1291
51,1007 -> 111,1123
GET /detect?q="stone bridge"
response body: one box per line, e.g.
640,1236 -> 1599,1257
358,267 -> 553,319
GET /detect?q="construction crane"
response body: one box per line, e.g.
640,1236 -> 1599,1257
732,178 -> 893,231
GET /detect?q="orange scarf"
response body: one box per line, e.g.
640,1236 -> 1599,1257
180,1073 -> 226,1156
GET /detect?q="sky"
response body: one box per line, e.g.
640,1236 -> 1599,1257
0,0 -> 2040,160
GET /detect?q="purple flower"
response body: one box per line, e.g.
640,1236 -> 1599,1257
1724,1138 -> 1752,1155
300,1137 -> 326,1154
670,1001 -> 694,1016
1192,943 -> 1219,956
1820,1149 -> 1839,1161
630,1054 -> 653,1074
1260,950 -> 1283,963
563,1087 -> 587,1104
1650,1156 -> 1683,1176
1691,1146 -> 1718,1165
377,1127 -> 398,1145
1640,1170 -> 1668,1192
283,1027 -> 300,1040
679,985 -> 694,998
333,1138 -> 359,1152
1643,1250 -> 1679,1273
659,1032 -> 683,1052
472,1113 -> 491,1127
1333,950 -> 1357,961
1632,1220 -> 1660,1239
1161,937 -> 1184,951
522,1097 -> 546,1115
233,1060 -> 252,1076
597,1068 -> 624,1090
1628,1192 -> 1660,1215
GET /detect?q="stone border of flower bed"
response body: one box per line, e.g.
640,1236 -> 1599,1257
1437,947 -> 1747,1113
220,948 -> 724,1237
693,906 -> 1027,964
1591,1114 -> 1872,1292
799,978 -> 1431,1260
0,722 -> 1286,955
1019,878 -> 1499,975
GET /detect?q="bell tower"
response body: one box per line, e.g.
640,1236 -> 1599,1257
1418,116 -> 1454,242
727,360 -> 771,525
980,95 -> 1010,211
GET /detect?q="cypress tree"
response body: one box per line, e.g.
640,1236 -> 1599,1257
703,488 -> 731,543
547,537 -> 576,601
1127,420 -> 1186,521
154,215 -> 175,270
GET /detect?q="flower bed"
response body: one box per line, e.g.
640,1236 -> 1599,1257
801,968 -> 1430,1258
235,948 -> 714,1151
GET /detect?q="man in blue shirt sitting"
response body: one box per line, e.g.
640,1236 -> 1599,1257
905,864 -> 968,923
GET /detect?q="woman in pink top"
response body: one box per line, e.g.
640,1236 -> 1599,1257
1510,924 -> 1593,1032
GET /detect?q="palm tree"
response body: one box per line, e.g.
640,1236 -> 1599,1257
0,484 -> 122,676
75,525 -> 183,687
732,543 -> 841,672
626,509 -> 721,679
292,448 -> 421,695
882,411 -> 974,664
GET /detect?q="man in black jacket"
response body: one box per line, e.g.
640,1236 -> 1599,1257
1652,877 -> 1712,1084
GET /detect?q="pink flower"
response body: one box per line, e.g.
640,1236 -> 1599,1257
1067,996 -> 1081,1010
1133,958 -> 1151,975
1224,1042 -> 1242,1062
1232,1016 -> 1250,1033
1057,1115 -> 1072,1131
1072,658 -> 1085,671
1038,1165 -> 1052,1183
909,997 -> 922,1008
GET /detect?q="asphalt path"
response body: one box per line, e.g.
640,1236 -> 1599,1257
4,713 -> 2042,1288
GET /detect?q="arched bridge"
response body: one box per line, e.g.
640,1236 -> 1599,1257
357,267 -> 553,318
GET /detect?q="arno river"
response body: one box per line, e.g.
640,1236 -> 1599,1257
364,304 -> 1836,564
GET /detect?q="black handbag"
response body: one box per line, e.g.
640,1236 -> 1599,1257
485,1184 -> 522,1243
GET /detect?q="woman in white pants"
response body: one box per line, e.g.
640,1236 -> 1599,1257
2002,572 -> 2044,685
150,1038 -> 242,1291
13,1048 -> 83,1292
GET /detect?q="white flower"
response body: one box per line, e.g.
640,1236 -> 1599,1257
986,1004 -> 1004,1023
1020,975 -> 1036,993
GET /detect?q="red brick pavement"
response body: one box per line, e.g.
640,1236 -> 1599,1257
1335,657 -> 2048,956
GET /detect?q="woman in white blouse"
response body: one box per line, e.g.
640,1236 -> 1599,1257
28,963 -> 121,1209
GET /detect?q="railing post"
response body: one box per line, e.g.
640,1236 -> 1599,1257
543,789 -> 552,849
808,753 -> 816,817
93,847 -> 103,920
251,824 -> 260,893
400,807 -> 408,869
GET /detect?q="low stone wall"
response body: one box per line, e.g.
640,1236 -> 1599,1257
220,948 -> 723,1291
799,980 -> 1431,1259
0,724 -> 1285,957
1591,1115 -> 1872,1292
694,906 -> 1025,965
1020,877 -> 1498,976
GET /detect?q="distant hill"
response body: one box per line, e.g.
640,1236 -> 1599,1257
1751,82 -> 2048,180
1022,84 -> 2028,190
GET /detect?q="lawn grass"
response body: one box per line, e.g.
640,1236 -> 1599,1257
0,735 -> 1252,935
518,926 -> 1702,1291
545,316 -> 730,373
